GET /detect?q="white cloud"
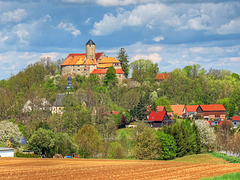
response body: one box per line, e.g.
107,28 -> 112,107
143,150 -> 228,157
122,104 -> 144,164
91,3 -> 170,35
0,32 -> 8,41
84,17 -> 92,25
0,9 -> 27,23
62,0 -> 158,6
153,36 -> 164,42
132,53 -> 162,63
229,57 -> 240,62
57,22 -> 81,37
92,2 -> 240,35
217,18 -> 240,35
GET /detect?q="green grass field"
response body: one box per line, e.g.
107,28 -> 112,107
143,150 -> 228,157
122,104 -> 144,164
202,173 -> 240,180
171,154 -> 229,164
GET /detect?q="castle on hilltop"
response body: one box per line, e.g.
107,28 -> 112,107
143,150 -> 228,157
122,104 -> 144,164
61,39 -> 125,81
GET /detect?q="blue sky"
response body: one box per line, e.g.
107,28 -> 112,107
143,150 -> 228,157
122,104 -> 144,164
0,0 -> 240,80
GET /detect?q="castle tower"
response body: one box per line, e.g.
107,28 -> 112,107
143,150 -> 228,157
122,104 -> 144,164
86,39 -> 95,59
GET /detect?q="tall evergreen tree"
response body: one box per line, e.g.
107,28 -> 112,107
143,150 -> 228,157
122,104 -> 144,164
116,48 -> 130,78
103,66 -> 118,86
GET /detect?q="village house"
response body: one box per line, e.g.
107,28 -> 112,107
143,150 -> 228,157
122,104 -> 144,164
232,116 -> 240,128
170,105 -> 185,118
196,104 -> 226,120
183,105 -> 198,119
61,39 -> 125,81
147,110 -> 173,127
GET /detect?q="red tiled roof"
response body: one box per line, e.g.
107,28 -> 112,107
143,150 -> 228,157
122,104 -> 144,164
148,111 -> 166,121
171,105 -> 185,116
112,110 -> 120,114
91,69 -> 124,74
154,73 -> 170,80
147,106 -> 166,112
95,52 -> 103,60
198,104 -> 226,111
232,116 -> 240,121
61,52 -> 103,66
185,105 -> 198,112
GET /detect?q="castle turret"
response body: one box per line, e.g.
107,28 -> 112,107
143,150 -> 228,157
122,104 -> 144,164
86,39 -> 95,59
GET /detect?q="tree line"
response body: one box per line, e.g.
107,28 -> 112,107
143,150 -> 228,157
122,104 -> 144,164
0,48 -> 240,158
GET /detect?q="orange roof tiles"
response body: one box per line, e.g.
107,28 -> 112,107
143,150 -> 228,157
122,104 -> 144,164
185,105 -> 198,112
91,69 -> 124,74
83,59 -> 97,65
155,73 -> 170,80
61,52 -> 103,66
99,57 -> 120,64
97,63 -> 113,68
171,105 -> 185,116
198,104 -> 226,111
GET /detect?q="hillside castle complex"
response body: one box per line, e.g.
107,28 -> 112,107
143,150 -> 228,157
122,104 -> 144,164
61,39 -> 125,81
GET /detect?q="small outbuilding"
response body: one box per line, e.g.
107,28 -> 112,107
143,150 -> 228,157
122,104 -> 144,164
0,147 -> 14,157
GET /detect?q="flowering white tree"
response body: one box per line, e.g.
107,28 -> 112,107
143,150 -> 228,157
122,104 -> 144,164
195,120 -> 216,150
0,121 -> 22,147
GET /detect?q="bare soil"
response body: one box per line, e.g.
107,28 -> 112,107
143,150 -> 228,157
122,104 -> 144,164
0,157 -> 240,180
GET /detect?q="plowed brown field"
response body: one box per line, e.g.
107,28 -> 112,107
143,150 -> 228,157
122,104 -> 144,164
0,157 -> 240,180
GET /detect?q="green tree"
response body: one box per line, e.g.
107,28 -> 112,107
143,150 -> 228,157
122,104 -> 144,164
104,66 -> 118,86
130,59 -> 159,83
133,123 -> 161,160
156,131 -> 177,160
230,88 -> 240,115
54,132 -> 77,156
74,124 -> 101,158
116,48 -> 130,78
28,128 -> 56,156
155,97 -> 172,111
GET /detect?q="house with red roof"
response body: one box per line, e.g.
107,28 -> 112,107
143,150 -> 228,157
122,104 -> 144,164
183,105 -> 198,119
196,104 -> 226,120
61,39 -> 125,81
232,116 -> 240,128
154,73 -> 169,81
170,105 -> 185,118
147,111 -> 173,127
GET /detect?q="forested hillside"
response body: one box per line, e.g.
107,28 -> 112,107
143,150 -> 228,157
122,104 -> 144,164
0,56 -> 240,158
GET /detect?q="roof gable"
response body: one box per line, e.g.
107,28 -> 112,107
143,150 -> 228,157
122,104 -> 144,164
148,111 -> 167,121
83,59 -> 97,65
61,53 -> 103,66
99,57 -> 120,64
199,104 -> 226,111
185,105 -> 198,112
171,105 -> 185,116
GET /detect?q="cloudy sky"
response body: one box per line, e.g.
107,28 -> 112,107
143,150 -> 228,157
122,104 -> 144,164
0,0 -> 240,80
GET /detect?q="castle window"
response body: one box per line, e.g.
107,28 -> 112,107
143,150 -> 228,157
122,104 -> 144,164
78,69 -> 80,71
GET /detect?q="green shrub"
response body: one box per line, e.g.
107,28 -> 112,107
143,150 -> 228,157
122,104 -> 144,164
210,152 -> 240,163
15,151 -> 39,158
